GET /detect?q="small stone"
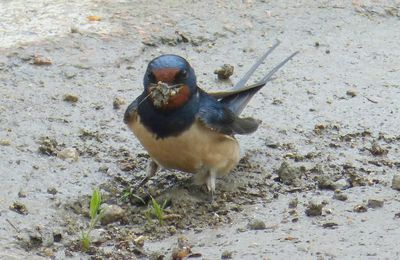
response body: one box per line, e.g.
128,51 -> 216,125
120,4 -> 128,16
334,179 -> 349,190
90,229 -> 107,244
214,64 -> 234,80
248,219 -> 266,230
134,235 -> 146,247
276,161 -> 303,187
288,197 -> 298,208
314,124 -> 325,134
392,174 -> 400,191
38,137 -> 58,156
70,27 -> 79,33
28,231 -> 43,248
87,15 -> 102,21
367,198 -> 384,208
171,236 -> 191,260
98,165 -> 109,173
0,139 -> 11,146
346,90 -> 357,97
149,252 -> 165,260
63,93 -> 79,103
47,187 -> 58,195
53,231 -> 62,242
42,248 -> 54,257
171,247 -> 191,260
221,250 -> 233,259
57,148 -> 79,161
322,222 -> 338,229
353,204 -> 368,213
113,97 -> 126,109
305,201 -> 323,217
333,190 -> 348,201
369,142 -> 388,156
10,201 -> 28,215
317,175 -> 337,190
18,190 -> 27,198
100,204 -> 125,225
236,227 -> 246,232
33,55 -> 52,65
348,171 -> 368,187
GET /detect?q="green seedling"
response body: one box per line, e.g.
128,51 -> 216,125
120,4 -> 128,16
120,187 -> 145,205
81,187 -> 107,252
145,196 -> 168,225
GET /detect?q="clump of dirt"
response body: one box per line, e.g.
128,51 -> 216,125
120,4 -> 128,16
214,64 -> 234,80
10,201 -> 29,215
38,137 -> 63,156
276,161 -> 305,187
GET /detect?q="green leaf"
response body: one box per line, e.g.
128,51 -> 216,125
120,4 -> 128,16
81,232 -> 90,251
89,188 -> 101,220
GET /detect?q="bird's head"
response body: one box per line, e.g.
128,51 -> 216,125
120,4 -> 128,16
143,54 -> 197,110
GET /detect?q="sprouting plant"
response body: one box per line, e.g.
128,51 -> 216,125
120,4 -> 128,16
81,188 -> 107,252
120,186 -> 145,205
145,196 -> 168,225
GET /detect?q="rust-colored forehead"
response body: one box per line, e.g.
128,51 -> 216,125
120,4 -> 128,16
152,68 -> 180,84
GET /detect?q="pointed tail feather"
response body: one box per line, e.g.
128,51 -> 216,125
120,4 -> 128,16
233,40 -> 281,90
221,51 -> 298,115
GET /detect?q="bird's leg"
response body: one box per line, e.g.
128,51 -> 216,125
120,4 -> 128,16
206,170 -> 216,202
137,160 -> 159,188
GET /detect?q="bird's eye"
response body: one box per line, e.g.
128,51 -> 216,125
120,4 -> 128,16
148,71 -> 156,82
180,69 -> 188,79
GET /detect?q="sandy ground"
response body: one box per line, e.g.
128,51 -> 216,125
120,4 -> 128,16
1,0 -> 400,259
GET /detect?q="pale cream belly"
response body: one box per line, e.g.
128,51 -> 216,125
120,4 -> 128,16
129,116 -> 240,176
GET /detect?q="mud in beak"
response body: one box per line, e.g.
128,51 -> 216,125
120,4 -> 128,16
149,81 -> 184,107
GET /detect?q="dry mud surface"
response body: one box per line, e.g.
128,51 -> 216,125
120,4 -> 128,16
1,0 -> 400,259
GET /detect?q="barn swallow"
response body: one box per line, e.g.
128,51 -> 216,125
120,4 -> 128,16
124,40 -> 297,194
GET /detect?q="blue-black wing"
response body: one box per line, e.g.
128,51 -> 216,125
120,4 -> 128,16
123,95 -> 141,124
197,90 -> 259,136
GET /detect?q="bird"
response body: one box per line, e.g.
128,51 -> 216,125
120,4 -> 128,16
124,40 -> 297,195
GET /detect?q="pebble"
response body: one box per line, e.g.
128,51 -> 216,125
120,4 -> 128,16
221,250 -> 233,259
90,229 -> 107,244
367,198 -> 384,208
276,161 -> 303,187
113,97 -> 126,109
322,222 -> 339,229
0,139 -> 11,146
346,90 -> 357,97
53,230 -> 62,242
334,179 -> 349,190
47,187 -> 58,195
248,219 -> 266,230
333,190 -> 348,201
317,175 -> 337,190
288,197 -> 298,208
38,137 -> 58,156
353,204 -> 368,213
305,201 -> 323,217
369,142 -> 388,156
33,55 -> 52,65
392,174 -> 400,191
214,64 -> 234,80
57,148 -> 79,161
18,190 -> 27,198
63,93 -> 79,103
100,204 -> 125,225
10,201 -> 28,215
